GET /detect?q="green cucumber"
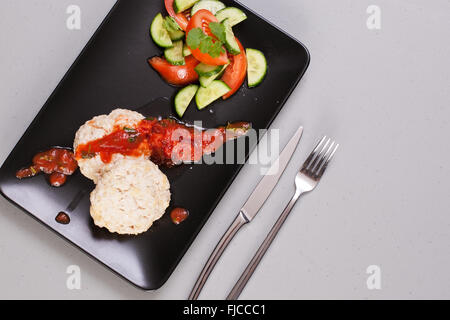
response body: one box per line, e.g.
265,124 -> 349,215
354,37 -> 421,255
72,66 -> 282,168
196,80 -> 230,109
199,64 -> 227,87
175,84 -> 199,117
222,19 -> 240,55
164,40 -> 185,66
246,48 -> 267,87
164,16 -> 185,41
183,43 -> 192,56
150,13 -> 173,48
195,63 -> 223,77
191,0 -> 226,16
168,29 -> 185,41
174,0 -> 199,13
164,16 -> 181,31
215,7 -> 247,26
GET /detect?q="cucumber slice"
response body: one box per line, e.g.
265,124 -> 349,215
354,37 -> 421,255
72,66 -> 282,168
164,41 -> 185,66
215,7 -> 247,26
169,29 -> 185,41
150,13 -> 173,48
195,63 -> 223,77
164,16 -> 182,31
222,19 -> 240,55
175,84 -> 199,117
183,43 -> 192,56
246,49 -> 268,87
174,0 -> 199,13
164,16 -> 185,40
191,0 -> 226,16
196,80 -> 230,110
199,64 -> 227,87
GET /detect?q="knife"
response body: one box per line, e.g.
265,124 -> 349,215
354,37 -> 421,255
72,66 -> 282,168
188,126 -> 303,300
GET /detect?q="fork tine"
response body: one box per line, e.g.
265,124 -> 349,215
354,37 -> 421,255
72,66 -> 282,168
309,138 -> 331,171
302,136 -> 327,170
313,141 -> 335,174
315,143 -> 339,179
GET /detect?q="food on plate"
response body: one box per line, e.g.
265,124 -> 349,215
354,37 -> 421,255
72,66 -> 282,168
15,148 -> 78,187
170,207 -> 190,225
174,0 -> 200,14
73,109 -> 146,183
149,55 -> 200,86
55,212 -> 71,225
198,64 -> 227,88
165,0 -> 190,31
196,80 -> 230,109
221,20 -> 241,55
195,63 -> 226,77
149,1 -> 267,117
74,109 -> 178,235
73,108 -> 249,234
183,43 -> 192,56
75,109 -> 252,168
174,84 -> 199,117
15,1 -> 263,237
164,40 -> 185,66
164,16 -> 185,41
191,0 -> 225,16
185,9 -> 229,66
150,13 -> 174,48
246,48 -> 268,88
17,105 -> 250,234
215,7 -> 247,26
222,38 -> 246,100
90,157 -> 171,235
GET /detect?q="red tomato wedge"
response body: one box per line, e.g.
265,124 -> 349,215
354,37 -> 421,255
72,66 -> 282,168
165,0 -> 189,30
186,10 -> 229,66
149,55 -> 200,86
221,38 -> 247,99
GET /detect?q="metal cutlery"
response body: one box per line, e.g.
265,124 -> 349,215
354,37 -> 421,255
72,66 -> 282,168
226,136 -> 339,300
188,126 -> 304,300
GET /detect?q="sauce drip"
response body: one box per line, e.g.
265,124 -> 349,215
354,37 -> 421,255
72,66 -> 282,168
55,212 -> 71,225
170,207 -> 189,225
16,148 -> 78,187
75,118 -> 251,167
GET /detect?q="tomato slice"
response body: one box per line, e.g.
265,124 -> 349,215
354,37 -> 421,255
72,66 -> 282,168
221,38 -> 247,99
186,10 -> 229,66
165,0 -> 189,30
148,55 -> 200,86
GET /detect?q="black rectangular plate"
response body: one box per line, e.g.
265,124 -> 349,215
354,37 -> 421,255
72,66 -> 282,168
0,0 -> 309,290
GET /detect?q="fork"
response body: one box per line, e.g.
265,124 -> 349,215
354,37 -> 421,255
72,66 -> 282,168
226,136 -> 339,300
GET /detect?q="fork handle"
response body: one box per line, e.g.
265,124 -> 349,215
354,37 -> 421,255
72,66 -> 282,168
188,211 -> 248,300
226,190 -> 301,300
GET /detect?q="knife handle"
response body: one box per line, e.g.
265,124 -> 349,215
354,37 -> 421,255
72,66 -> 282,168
226,190 -> 301,300
188,211 -> 248,300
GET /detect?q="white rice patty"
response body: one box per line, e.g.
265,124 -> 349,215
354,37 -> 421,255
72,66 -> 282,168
73,108 -> 145,182
90,157 -> 171,235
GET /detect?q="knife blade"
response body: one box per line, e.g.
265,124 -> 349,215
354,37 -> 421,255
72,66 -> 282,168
240,125 -> 303,221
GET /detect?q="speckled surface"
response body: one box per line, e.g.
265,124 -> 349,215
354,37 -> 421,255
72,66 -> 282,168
0,0 -> 449,299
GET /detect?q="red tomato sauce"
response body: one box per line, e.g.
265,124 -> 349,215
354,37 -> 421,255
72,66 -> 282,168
75,118 -> 251,167
16,148 -> 78,187
55,212 -> 71,225
76,127 -> 149,163
170,207 -> 189,225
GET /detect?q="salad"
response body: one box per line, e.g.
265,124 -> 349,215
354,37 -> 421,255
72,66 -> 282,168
149,0 -> 268,118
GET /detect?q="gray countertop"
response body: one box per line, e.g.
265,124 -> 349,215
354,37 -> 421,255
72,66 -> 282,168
0,0 -> 449,299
